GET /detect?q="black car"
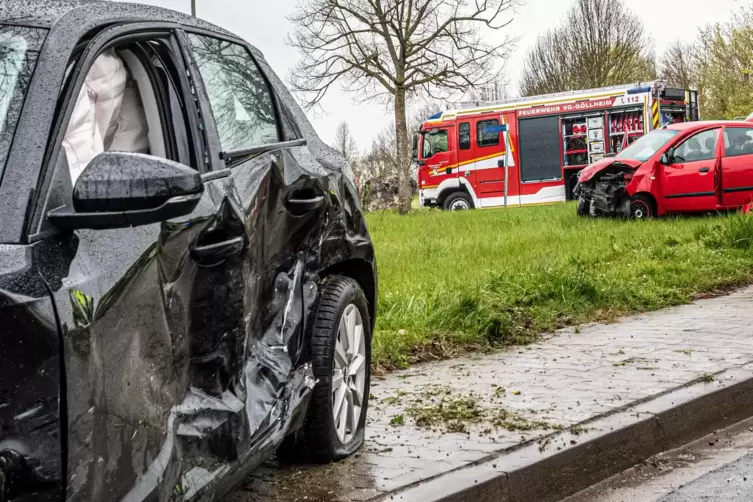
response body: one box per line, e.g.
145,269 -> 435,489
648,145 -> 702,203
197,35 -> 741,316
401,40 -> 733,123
0,2 -> 377,500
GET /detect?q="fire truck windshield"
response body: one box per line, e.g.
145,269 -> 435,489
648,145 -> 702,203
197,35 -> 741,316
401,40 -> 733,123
421,129 -> 448,159
616,129 -> 679,162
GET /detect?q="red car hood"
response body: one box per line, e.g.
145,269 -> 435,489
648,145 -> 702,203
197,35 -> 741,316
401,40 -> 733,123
577,157 -> 643,183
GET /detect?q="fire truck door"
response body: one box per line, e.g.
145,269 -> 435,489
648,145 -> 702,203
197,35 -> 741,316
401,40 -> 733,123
422,127 -> 455,178
471,117 -> 507,196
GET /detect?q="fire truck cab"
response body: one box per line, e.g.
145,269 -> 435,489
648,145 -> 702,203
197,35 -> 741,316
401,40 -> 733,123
414,81 -> 699,210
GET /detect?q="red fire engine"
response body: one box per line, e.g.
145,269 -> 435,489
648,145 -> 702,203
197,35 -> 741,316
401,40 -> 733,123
413,81 -> 700,210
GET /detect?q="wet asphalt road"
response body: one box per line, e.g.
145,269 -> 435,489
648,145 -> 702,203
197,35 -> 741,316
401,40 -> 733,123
659,453 -> 753,502
568,417 -> 753,502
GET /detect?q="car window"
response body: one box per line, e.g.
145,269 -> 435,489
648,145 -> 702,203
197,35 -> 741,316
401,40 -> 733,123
186,34 -> 279,153
36,37 -> 193,235
673,129 -> 719,163
724,127 -> 753,157
617,129 -> 679,162
477,119 -> 500,147
459,123 -> 470,150
0,26 -> 46,183
421,129 -> 448,159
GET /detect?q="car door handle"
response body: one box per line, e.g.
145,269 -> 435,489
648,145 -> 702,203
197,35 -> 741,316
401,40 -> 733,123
699,167 -> 710,173
286,188 -> 325,214
191,236 -> 244,261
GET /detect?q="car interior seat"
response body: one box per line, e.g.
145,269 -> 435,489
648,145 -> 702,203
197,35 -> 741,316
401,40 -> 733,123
684,137 -> 702,161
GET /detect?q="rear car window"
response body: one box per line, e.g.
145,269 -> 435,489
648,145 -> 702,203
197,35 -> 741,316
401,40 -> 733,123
186,34 -> 279,153
724,127 -> 753,157
0,25 -> 46,181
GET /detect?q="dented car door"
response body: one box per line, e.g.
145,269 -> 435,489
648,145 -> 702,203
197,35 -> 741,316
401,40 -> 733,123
180,28 -> 327,473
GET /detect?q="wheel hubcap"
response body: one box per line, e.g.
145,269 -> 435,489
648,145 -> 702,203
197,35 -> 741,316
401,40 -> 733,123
332,304 -> 366,444
450,199 -> 469,210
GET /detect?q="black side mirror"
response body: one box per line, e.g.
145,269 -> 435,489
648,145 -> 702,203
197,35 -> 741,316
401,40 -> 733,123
48,152 -> 203,230
660,148 -> 675,165
411,134 -> 419,161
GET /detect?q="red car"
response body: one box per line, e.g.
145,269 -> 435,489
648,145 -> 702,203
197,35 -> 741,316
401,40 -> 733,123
574,121 -> 753,218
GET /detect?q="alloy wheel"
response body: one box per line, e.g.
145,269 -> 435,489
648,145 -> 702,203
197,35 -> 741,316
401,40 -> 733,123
630,200 -> 650,219
332,304 -> 366,444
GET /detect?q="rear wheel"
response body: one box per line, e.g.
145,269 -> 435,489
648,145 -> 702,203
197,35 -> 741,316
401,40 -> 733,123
277,276 -> 371,463
629,194 -> 655,219
442,191 -> 473,210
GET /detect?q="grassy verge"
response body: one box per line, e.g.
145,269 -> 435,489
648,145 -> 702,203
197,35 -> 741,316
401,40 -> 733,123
366,203 -> 753,373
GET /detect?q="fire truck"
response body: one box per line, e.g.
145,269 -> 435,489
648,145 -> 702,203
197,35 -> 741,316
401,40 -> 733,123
413,81 -> 700,210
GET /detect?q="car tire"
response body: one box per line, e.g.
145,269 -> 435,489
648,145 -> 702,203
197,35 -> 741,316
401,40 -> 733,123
442,191 -> 474,210
577,196 -> 591,217
629,194 -> 655,219
277,275 -> 371,463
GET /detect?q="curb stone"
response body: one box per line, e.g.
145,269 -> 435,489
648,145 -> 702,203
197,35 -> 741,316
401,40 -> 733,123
381,364 -> 753,502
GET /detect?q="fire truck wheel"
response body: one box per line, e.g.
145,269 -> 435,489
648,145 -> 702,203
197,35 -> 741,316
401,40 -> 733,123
443,192 -> 473,211
576,196 -> 591,217
629,194 -> 655,219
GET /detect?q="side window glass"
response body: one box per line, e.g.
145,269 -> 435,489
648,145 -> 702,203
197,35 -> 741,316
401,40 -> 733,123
186,34 -> 279,152
724,127 -> 753,157
674,129 -> 718,163
421,130 -> 448,159
477,119 -> 500,147
459,123 -> 471,150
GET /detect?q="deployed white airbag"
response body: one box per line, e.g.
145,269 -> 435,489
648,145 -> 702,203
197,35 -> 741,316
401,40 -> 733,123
63,49 -> 149,185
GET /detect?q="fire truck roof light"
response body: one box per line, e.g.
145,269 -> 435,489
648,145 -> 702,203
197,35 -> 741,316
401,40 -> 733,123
627,86 -> 652,95
427,112 -> 443,120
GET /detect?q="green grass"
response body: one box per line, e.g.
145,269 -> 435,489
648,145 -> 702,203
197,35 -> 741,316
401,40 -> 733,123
366,203 -> 753,372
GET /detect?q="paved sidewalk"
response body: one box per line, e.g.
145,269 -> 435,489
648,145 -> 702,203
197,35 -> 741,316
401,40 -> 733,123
229,286 -> 753,502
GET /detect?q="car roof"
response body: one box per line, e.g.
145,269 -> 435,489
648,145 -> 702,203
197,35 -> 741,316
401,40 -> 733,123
0,0 -> 246,50
666,120 -> 745,131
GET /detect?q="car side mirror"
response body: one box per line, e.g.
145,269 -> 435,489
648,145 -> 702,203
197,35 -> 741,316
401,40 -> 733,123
661,148 -> 675,165
48,152 -> 203,230
411,134 -> 419,161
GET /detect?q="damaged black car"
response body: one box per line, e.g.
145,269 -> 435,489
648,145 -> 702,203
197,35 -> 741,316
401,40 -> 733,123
0,2 -> 376,501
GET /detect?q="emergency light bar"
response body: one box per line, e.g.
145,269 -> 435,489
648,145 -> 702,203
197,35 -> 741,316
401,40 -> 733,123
626,86 -> 652,95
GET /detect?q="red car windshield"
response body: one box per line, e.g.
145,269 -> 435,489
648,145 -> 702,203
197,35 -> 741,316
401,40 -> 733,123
616,129 -> 679,162
0,25 -> 46,180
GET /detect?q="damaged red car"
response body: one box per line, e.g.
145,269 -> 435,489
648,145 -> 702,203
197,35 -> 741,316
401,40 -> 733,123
574,121 -> 753,218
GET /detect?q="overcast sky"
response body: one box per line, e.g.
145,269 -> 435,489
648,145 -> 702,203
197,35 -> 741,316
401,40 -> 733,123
130,0 -> 746,150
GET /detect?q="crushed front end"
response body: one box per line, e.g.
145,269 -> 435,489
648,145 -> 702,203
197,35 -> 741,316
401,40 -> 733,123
574,162 -> 640,217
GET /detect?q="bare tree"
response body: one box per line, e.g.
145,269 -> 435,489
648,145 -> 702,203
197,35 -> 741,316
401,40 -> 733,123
355,102 -> 437,210
333,121 -> 359,166
519,0 -> 655,96
288,0 -> 517,213
659,39 -> 697,89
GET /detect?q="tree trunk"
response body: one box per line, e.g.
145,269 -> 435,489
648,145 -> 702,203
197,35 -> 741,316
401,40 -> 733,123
393,87 -> 411,214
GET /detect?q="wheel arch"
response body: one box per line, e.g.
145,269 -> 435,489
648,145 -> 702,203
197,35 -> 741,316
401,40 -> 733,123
632,191 -> 658,214
436,177 -> 479,208
319,259 -> 377,331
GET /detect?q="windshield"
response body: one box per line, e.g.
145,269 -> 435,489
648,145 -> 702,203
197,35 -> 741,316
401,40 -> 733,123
421,129 -> 448,159
616,129 -> 680,162
0,25 -> 46,181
